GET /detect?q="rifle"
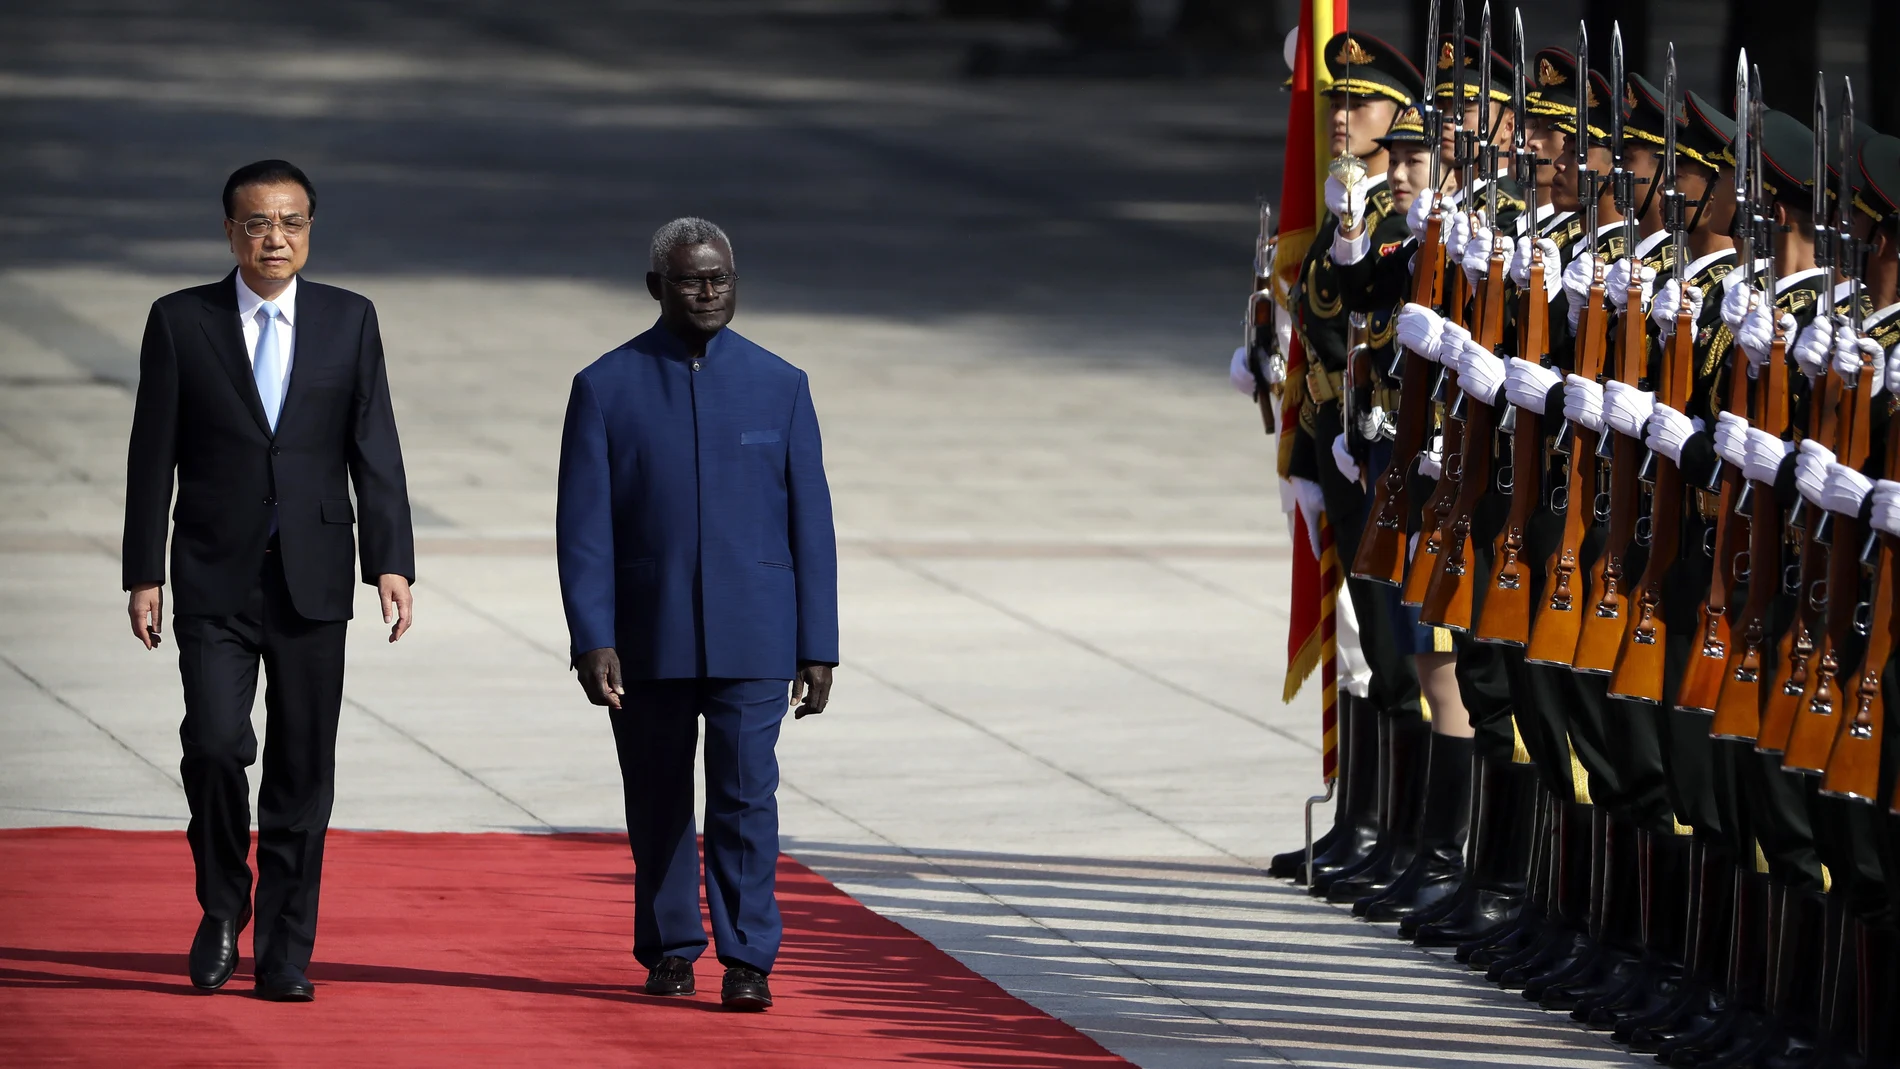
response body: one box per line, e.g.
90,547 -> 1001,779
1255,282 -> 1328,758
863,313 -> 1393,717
1352,0 -> 1445,586
1608,44 -> 1688,702
1402,0 -> 1471,607
1574,23 -> 1645,674
1475,8 -> 1544,646
1786,77 -> 1874,771
1759,77 -> 1848,754
1246,202 -> 1280,434
1825,331 -> 1896,799
1526,24 -> 1610,667
1711,63 -> 1788,742
1422,1 -> 1504,631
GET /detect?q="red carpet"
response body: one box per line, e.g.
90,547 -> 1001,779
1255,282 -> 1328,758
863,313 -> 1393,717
0,829 -> 1132,1068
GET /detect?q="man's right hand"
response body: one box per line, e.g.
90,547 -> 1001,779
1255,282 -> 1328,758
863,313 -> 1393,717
575,647 -> 623,709
128,583 -> 163,649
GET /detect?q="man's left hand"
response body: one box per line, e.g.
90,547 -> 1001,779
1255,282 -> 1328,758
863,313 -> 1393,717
793,664 -> 832,719
379,574 -> 413,642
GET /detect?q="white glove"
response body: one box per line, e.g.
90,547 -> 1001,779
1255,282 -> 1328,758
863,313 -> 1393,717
1396,302 -> 1444,359
1325,169 -> 1371,229
1888,341 -> 1900,397
1831,329 -> 1885,394
1651,280 -> 1705,338
1820,463 -> 1873,518
1869,479 -> 1900,537
1433,321 -> 1472,366
1331,432 -> 1362,482
1720,280 -> 1757,329
1713,412 -> 1750,468
1443,210 -> 1471,266
1228,346 -> 1255,396
1418,433 -> 1445,479
1790,316 -> 1834,379
1564,254 -> 1600,332
1505,357 -> 1563,413
1794,439 -> 1836,507
1461,224 -> 1498,286
1602,380 -> 1656,439
1511,237 -> 1563,300
1564,374 -> 1605,433
1407,190 -> 1439,242
1458,340 -> 1507,403
1644,403 -> 1699,463
1742,428 -> 1793,484
1738,308 -> 1795,372
1605,259 -> 1657,313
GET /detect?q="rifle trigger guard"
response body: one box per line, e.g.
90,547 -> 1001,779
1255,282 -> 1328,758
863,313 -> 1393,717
1733,550 -> 1750,583
1634,516 -> 1652,547
1784,562 -> 1803,594
1551,485 -> 1569,513
1594,492 -> 1612,524
1496,464 -> 1514,494
1702,526 -> 1716,558
1854,600 -> 1873,637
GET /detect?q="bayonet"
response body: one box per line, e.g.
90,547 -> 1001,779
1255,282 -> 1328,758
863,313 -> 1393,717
1734,50 -> 1754,291
1754,66 -> 1776,300
1453,2 -> 1472,205
1841,78 -> 1862,335
1513,8 -> 1537,239
1479,2 -> 1495,227
1664,44 -> 1683,292
1579,23 -> 1598,261
1610,22 -> 1632,258
1423,0 -> 1443,195
1815,74 -> 1833,275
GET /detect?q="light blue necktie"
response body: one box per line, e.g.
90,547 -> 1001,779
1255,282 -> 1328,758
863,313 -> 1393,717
254,301 -> 285,432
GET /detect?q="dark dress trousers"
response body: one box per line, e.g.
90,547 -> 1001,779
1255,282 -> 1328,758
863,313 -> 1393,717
122,269 -> 414,974
557,320 -> 838,973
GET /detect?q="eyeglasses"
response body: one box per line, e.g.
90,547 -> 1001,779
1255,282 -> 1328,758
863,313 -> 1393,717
662,273 -> 736,295
232,216 -> 309,238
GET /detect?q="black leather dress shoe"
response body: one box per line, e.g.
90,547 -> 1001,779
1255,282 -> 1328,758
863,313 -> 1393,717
721,964 -> 772,1011
644,956 -> 696,996
188,905 -> 251,990
255,966 -> 315,1002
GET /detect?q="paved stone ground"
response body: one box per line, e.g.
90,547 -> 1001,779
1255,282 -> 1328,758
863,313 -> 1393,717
0,2 -> 1638,1065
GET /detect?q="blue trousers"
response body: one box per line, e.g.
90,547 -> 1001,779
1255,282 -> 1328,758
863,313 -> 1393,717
609,677 -> 788,973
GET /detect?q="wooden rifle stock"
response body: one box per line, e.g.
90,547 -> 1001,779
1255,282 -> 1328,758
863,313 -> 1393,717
1354,213 -> 1447,585
1759,372 -> 1847,754
1526,277 -> 1612,666
1475,256 -> 1552,646
1784,362 -> 1877,771
1608,301 -> 1697,701
1826,400 -> 1900,802
1678,346 -> 1757,713
1711,331 -> 1792,741
1422,244 -> 1510,629
1402,267 -> 1471,606
1573,284 -> 1651,674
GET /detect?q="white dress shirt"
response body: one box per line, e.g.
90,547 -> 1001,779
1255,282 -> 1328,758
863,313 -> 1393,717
236,273 -> 298,410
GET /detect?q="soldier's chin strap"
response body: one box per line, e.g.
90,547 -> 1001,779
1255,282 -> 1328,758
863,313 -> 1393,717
1684,178 -> 1717,240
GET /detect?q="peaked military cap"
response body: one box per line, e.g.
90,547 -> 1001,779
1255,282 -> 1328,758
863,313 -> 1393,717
1525,48 -> 1581,118
1553,69 -> 1615,145
1431,35 -> 1512,103
1858,133 -> 1900,222
1759,110 -> 1816,204
1376,102 -> 1432,148
1322,32 -> 1424,107
1682,91 -> 1736,170
1623,73 -> 1680,150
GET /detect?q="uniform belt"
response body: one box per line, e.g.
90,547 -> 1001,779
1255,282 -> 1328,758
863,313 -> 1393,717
1305,366 -> 1344,404
1372,383 -> 1400,413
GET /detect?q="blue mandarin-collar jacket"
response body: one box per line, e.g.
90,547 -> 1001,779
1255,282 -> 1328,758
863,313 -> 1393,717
556,321 -> 838,680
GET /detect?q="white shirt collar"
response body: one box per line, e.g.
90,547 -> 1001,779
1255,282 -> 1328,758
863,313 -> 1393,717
1681,248 -> 1737,281
1776,267 -> 1828,295
1633,229 -> 1671,258
236,273 -> 298,325
1868,302 -> 1900,330
1830,279 -> 1859,303
1720,260 -> 1773,292
1591,219 -> 1629,242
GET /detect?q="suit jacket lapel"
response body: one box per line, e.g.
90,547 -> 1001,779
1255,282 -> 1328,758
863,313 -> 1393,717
200,269 -> 273,437
275,281 -> 338,434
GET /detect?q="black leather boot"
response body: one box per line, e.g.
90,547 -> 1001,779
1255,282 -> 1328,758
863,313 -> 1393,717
1487,799 -> 1595,984
1586,831 -> 1693,1030
1357,732 -> 1473,922
1324,711 -> 1429,903
1459,787 -> 1555,965
1622,846 -> 1736,1050
1515,804 -> 1612,997
1744,890 -> 1833,1069
1412,757 -> 1536,946
1537,814 -> 1644,1011
1657,872 -> 1775,1065
1861,923 -> 1900,1067
1305,698 -> 1387,890
1270,694 -> 1374,880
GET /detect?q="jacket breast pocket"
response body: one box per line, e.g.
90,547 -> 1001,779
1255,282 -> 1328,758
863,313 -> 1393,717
740,430 -> 781,445
320,498 -> 355,524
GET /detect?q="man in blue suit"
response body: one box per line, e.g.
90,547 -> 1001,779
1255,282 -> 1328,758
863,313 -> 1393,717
557,218 -> 837,1011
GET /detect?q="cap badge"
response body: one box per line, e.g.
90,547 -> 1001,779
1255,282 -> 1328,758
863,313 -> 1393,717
1438,41 -> 1455,70
1536,58 -> 1564,87
1335,37 -> 1374,66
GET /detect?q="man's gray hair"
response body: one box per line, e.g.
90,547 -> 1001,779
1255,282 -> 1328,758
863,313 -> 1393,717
649,217 -> 733,274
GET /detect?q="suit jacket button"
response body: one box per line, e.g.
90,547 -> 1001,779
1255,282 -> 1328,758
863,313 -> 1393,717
271,447 -> 282,456
263,496 -> 275,506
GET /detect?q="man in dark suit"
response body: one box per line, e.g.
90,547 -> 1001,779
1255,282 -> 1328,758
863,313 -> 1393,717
557,217 -> 837,1012
123,159 -> 415,1002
